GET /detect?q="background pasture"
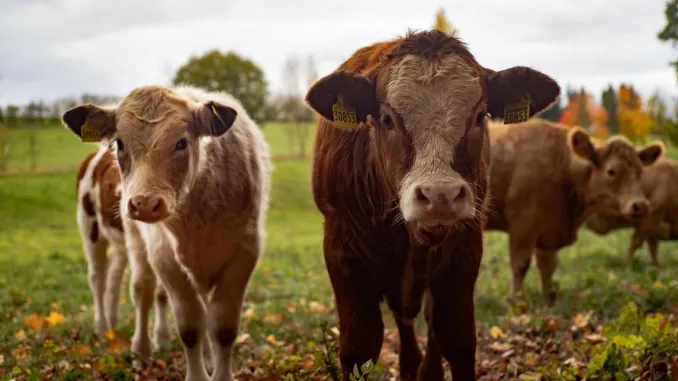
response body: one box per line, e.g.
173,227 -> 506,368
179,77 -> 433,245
1,122 -> 677,380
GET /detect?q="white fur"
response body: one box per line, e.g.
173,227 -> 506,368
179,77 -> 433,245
386,55 -> 482,223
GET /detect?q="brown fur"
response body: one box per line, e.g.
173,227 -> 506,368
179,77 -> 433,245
586,153 -> 677,267
485,120 -> 661,305
307,30 -> 560,381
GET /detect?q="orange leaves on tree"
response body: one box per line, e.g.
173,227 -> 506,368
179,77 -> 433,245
559,89 -> 608,138
618,84 -> 651,143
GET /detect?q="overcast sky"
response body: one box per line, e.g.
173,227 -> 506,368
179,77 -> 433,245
0,0 -> 676,107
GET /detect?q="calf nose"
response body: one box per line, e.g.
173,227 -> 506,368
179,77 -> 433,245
128,195 -> 167,222
414,183 -> 468,218
630,200 -> 649,217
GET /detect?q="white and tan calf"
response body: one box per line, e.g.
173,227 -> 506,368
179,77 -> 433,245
75,144 -> 171,355
64,85 -> 271,381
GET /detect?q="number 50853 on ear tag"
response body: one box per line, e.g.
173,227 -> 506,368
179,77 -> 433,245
503,98 -> 531,125
332,102 -> 358,128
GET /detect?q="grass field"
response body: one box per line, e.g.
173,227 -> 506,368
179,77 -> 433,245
1,124 -> 677,380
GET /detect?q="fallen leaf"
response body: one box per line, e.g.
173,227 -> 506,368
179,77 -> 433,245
242,308 -> 255,319
45,311 -> 65,327
584,333 -> 606,343
104,329 -> 116,340
489,342 -> 511,353
74,344 -> 92,355
307,301 -> 328,313
545,317 -> 560,332
14,330 -> 26,341
235,333 -> 250,345
22,313 -> 44,331
654,281 -> 666,289
489,326 -> 505,340
524,352 -> 539,368
264,313 -> 282,324
0,355 -> 4,365
51,302 -> 61,310
265,334 -> 277,344
519,372 -> 542,381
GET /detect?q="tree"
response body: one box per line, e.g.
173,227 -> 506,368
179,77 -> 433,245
601,85 -> 620,135
559,89 -> 608,137
664,97 -> 678,146
657,0 -> 678,83
432,8 -> 458,37
647,89 -> 669,137
173,49 -> 268,124
6,105 -> 19,126
540,100 -> 562,122
618,84 -> 651,143
278,55 -> 316,157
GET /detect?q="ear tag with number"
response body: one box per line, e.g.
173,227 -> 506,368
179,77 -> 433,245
80,121 -> 101,142
503,98 -> 531,125
332,101 -> 358,128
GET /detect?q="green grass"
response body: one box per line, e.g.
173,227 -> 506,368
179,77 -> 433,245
1,125 -> 677,380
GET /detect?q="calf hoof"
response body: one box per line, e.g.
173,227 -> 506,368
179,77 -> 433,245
153,330 -> 172,351
93,317 -> 108,336
132,334 -> 152,359
543,291 -> 557,307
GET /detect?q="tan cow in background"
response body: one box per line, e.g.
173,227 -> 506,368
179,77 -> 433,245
586,153 -> 678,267
485,119 -> 663,305
64,85 -> 271,381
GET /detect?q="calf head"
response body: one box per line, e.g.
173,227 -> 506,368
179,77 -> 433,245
306,30 -> 560,231
62,86 -> 237,223
567,129 -> 663,219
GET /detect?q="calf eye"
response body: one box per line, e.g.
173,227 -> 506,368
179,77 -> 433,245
607,169 -> 616,177
475,112 -> 486,125
175,137 -> 188,151
380,114 -> 394,129
116,139 -> 124,152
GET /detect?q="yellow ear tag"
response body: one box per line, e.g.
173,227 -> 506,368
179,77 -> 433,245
80,121 -> 101,142
332,101 -> 358,128
503,98 -> 531,125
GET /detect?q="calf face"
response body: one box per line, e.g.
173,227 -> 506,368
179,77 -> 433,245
568,130 -> 663,219
307,31 -> 560,230
62,86 -> 238,223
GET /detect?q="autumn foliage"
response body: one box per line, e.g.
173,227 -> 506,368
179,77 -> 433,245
618,84 -> 652,143
559,89 -> 609,138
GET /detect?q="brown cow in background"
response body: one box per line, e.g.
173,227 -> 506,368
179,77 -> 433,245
485,119 -> 663,306
586,153 -> 678,267
306,30 -> 560,381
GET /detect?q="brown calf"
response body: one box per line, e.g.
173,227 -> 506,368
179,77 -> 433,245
586,152 -> 678,267
76,144 -> 172,360
485,120 -> 663,305
64,85 -> 271,381
305,30 -> 560,381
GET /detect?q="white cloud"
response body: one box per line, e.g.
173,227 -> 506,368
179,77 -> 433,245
0,0 -> 676,106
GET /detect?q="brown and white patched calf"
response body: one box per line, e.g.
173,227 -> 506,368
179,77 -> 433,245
485,120 -> 663,305
64,85 -> 271,381
306,30 -> 560,381
76,144 -> 171,357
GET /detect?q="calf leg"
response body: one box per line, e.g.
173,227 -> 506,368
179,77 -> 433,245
416,293 -> 443,381
151,247 -> 209,381
153,283 -> 172,350
627,230 -> 645,264
105,243 -> 128,331
427,254 -> 480,381
508,236 -> 534,305
129,248 -> 156,359
206,247 -> 258,381
535,250 -> 558,306
647,237 -> 660,268
82,237 -> 109,335
326,260 -> 384,380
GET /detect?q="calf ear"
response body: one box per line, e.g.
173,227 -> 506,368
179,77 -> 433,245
484,66 -> 561,123
62,104 -> 116,142
194,101 -> 237,137
637,141 -> 664,166
568,128 -> 600,167
305,71 -> 378,129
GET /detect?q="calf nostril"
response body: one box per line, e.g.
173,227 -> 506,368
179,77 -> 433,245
152,199 -> 163,213
632,203 -> 640,213
455,186 -> 466,202
128,200 -> 138,214
415,187 -> 429,202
